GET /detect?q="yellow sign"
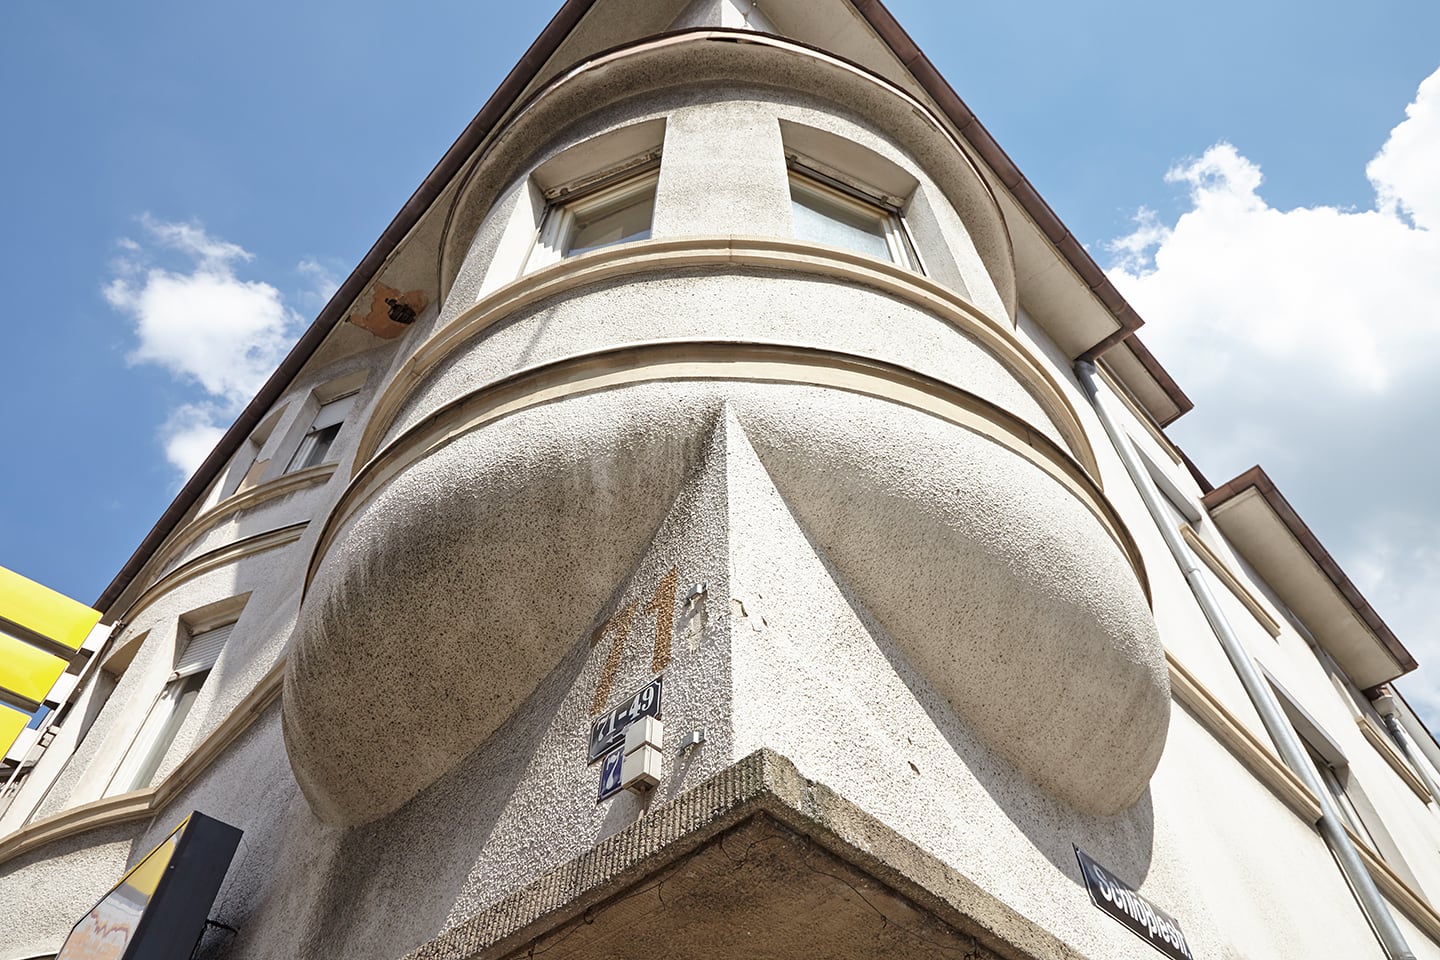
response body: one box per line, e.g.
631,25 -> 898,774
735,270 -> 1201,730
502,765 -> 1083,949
0,629 -> 68,704
0,565 -> 101,753
0,565 -> 101,651
0,703 -> 29,758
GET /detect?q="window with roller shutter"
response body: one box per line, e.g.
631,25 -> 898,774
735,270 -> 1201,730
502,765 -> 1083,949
106,622 -> 234,796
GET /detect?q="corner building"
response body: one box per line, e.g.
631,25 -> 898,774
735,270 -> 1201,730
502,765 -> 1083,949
5,2 -> 1440,958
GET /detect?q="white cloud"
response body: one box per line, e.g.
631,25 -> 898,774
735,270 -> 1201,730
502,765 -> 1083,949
1110,137 -> 1440,394
159,403 -> 230,478
137,213 -> 254,269
1368,68 -> 1440,232
1105,66 -> 1440,721
297,258 -> 342,310
105,217 -> 304,479
1350,515 -> 1440,722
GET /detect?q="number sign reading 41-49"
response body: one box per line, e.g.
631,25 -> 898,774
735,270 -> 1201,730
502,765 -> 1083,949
589,676 -> 662,763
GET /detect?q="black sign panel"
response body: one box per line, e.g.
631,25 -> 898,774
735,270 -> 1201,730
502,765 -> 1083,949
56,811 -> 243,960
588,675 -> 662,762
1074,846 -> 1195,960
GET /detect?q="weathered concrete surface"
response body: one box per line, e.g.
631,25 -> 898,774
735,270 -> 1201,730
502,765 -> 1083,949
287,381 -> 1165,824
407,749 -> 1072,960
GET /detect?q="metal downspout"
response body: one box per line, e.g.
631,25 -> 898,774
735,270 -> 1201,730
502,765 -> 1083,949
1373,689 -> 1440,808
1075,360 -> 1417,960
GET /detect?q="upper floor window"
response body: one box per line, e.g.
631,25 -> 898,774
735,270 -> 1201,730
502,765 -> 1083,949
1304,740 -> 1378,848
286,392 -> 357,473
106,620 -> 234,795
532,166 -> 658,268
214,404 -> 287,503
788,167 -> 918,270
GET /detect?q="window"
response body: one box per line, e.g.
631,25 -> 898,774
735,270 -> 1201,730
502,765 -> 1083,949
531,167 -> 658,268
1264,670 -> 1416,879
216,404 -> 287,502
788,166 -> 919,269
286,392 -> 357,473
106,622 -> 233,795
1303,740 -> 1378,848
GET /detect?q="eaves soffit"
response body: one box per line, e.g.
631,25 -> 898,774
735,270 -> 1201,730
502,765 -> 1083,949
1101,335 -> 1194,428
1203,468 -> 1415,688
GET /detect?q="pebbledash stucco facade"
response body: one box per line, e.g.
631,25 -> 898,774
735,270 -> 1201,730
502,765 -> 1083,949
5,1 -> 1440,958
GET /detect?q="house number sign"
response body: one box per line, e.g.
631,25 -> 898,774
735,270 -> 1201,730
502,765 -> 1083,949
588,675 -> 663,763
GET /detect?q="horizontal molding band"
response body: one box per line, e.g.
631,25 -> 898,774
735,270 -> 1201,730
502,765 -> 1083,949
1352,817 -> 1440,944
360,237 -> 1093,482
135,464 -> 334,593
438,29 -> 1017,317
118,523 -> 308,628
1167,652 -> 1320,821
1355,711 -> 1432,804
1179,525 -> 1283,638
315,339 -> 1144,600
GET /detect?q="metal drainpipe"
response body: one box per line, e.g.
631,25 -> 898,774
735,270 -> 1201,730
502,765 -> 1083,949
1372,688 -> 1440,808
1075,360 -> 1417,960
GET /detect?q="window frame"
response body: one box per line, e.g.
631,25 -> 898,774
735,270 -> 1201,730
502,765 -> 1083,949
216,404 -> 288,502
1303,739 -> 1379,849
786,159 -> 922,272
105,620 -> 235,796
107,670 -> 209,795
1263,669 -> 1418,880
285,390 -> 359,474
529,162 -> 660,270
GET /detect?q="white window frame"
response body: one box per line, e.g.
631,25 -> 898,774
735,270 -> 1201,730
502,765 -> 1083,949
285,390 -> 359,474
105,620 -> 234,796
1263,669 -> 1418,884
217,404 -> 288,501
787,160 -> 921,272
529,163 -> 660,271
106,670 -> 209,795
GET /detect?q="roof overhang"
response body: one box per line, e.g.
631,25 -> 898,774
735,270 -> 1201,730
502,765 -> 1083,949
1099,335 -> 1193,428
1202,467 -> 1415,688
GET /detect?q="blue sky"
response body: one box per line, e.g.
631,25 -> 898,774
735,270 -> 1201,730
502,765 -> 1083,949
2,1 -> 1438,711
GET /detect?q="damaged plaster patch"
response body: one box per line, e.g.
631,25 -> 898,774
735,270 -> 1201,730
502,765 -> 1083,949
347,281 -> 429,339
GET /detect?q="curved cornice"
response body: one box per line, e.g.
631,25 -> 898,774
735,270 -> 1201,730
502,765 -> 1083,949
137,464 -> 334,591
437,29 -> 1016,318
316,338 -> 1142,602
360,237 -> 1089,481
119,523 -> 308,627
